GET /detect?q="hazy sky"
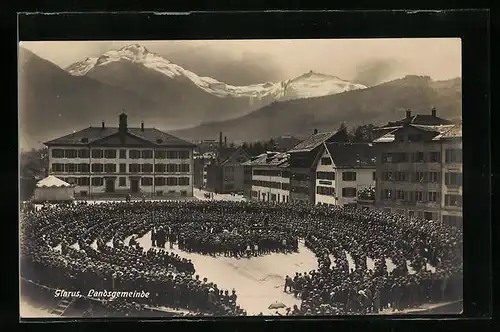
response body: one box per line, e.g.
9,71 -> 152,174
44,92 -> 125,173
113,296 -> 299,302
20,38 -> 461,83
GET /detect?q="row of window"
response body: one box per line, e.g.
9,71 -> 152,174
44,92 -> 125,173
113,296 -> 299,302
382,189 -> 440,202
251,191 -> 289,203
51,163 -> 191,173
52,149 -> 190,160
316,171 -> 335,181
252,169 -> 290,177
316,186 -> 335,196
381,149 -> 462,164
61,177 -> 190,187
252,180 -> 290,191
381,171 -> 442,183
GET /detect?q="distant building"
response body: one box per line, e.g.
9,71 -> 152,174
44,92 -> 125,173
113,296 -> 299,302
44,113 -> 195,198
314,142 -> 377,207
247,152 -> 290,203
205,132 -> 250,194
374,119 -> 462,228
287,129 -> 342,204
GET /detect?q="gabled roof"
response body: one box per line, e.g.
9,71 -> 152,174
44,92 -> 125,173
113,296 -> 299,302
325,142 -> 377,168
218,147 -> 250,166
374,124 -> 455,143
241,153 -> 267,166
435,122 -> 462,139
379,114 -> 453,129
44,126 -> 195,147
288,131 -> 337,153
36,175 -> 73,188
250,152 -> 290,167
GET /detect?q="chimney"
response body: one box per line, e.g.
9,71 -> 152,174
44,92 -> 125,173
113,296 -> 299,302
102,121 -> 105,129
406,109 -> 412,119
119,112 -> 128,133
141,121 -> 144,131
224,136 -> 227,147
219,132 -> 223,149
431,107 -> 437,117
314,129 -> 318,134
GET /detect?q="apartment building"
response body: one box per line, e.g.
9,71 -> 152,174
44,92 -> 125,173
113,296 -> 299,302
374,121 -> 462,226
314,142 -> 377,207
288,130 -> 341,204
44,113 -> 195,198
249,152 -> 290,203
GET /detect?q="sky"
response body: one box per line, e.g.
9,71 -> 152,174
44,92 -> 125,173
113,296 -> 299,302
20,38 -> 461,84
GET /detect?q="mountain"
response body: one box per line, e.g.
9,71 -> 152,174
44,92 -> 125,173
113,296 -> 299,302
67,44 -> 365,105
18,47 -> 161,150
171,75 -> 462,142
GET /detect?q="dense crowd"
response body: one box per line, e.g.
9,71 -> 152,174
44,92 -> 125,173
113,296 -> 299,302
20,200 -> 462,316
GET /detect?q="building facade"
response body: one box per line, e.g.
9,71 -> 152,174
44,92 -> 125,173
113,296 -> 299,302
44,113 -> 195,198
315,143 -> 377,207
374,122 -> 462,226
288,130 -> 340,204
250,152 -> 290,203
206,145 -> 250,194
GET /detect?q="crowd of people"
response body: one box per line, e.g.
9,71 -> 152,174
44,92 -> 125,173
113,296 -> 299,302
20,200 -> 462,316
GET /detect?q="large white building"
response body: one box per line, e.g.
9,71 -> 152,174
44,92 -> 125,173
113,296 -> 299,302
249,152 -> 290,203
44,113 -> 195,198
314,142 -> 377,207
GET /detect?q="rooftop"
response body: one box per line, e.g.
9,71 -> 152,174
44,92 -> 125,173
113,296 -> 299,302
288,131 -> 337,153
325,142 -> 378,167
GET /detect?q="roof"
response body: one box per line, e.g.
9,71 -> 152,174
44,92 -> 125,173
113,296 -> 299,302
36,175 -> 73,188
217,147 -> 250,166
374,124 -> 455,143
241,153 -> 267,166
288,131 -> 337,153
380,114 -> 453,129
325,143 -> 377,167
44,126 -> 195,147
251,152 -> 290,167
437,122 -> 462,139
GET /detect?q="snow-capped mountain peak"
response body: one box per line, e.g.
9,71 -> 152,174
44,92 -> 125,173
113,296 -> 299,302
66,44 -> 367,101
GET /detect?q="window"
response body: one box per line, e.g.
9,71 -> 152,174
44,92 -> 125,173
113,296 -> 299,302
78,149 -> 90,158
342,172 -> 356,181
395,171 -> 407,182
393,153 -> 409,163
52,163 -> 64,172
141,177 -> 153,186
382,172 -> 393,181
414,171 -> 427,183
428,191 -> 438,203
104,149 -> 117,159
119,149 -> 127,159
424,212 -> 433,220
141,150 -> 153,159
317,172 -> 335,180
52,149 -> 65,158
321,157 -> 332,165
91,163 -> 103,173
166,177 -> 178,186
408,210 -> 415,218
76,163 -> 90,173
155,150 -> 166,159
252,191 -> 258,198
445,172 -> 462,186
64,149 -> 78,158
91,177 -> 103,186
271,194 -> 277,201
445,194 -> 462,207
129,150 -> 141,159
179,164 -> 190,172
281,183 -> 290,191
381,153 -> 393,164
119,177 -> 126,187
178,151 -> 190,159
155,164 -> 166,173
129,164 -> 140,173
282,170 -> 290,178
91,149 -> 103,159
445,148 -> 462,163
155,177 -> 166,186
76,177 -> 90,186
428,152 -> 440,163
119,163 -> 126,173
415,191 -> 425,201
429,172 -> 440,183
65,164 -> 77,172
156,191 -> 164,196
104,163 -> 116,173
394,190 -> 404,200
167,164 -> 178,172
317,186 -> 335,196
342,187 -> 356,197
412,152 -> 424,163
141,164 -> 153,173
382,189 -> 392,199
373,172 -> 376,181
167,151 -> 178,159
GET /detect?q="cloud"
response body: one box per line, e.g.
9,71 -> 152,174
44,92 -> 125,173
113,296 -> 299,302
353,58 -> 403,86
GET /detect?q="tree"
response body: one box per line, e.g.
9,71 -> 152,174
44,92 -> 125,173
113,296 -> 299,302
334,122 -> 351,142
